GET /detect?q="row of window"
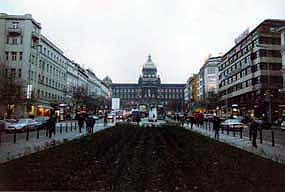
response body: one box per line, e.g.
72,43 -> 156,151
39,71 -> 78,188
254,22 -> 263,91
113,88 -> 183,93
41,46 -> 67,66
5,52 -> 23,61
113,93 -> 183,99
219,62 -> 282,88
38,74 -> 66,90
220,76 -> 282,96
3,68 -> 21,79
220,35 -> 281,72
39,59 -> 66,79
220,41 -> 255,71
6,36 -> 23,45
36,89 -> 64,101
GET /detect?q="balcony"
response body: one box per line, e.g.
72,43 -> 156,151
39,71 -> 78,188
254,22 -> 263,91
32,31 -> 40,40
7,27 -> 22,36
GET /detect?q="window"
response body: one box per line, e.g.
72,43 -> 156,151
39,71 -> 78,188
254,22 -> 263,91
6,37 -> 9,44
18,69 -> 21,78
12,38 -> 17,45
11,52 -> 17,61
12,22 -> 19,29
10,68 -> 16,78
19,52 -> 23,60
5,52 -> 9,60
20,36 -> 23,44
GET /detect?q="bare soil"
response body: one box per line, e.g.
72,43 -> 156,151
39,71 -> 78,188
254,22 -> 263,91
0,124 -> 285,191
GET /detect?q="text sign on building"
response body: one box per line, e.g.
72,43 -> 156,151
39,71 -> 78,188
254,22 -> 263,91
112,98 -> 120,110
234,28 -> 249,44
26,84 -> 32,99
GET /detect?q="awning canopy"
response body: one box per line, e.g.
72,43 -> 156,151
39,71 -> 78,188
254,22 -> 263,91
37,105 -> 54,110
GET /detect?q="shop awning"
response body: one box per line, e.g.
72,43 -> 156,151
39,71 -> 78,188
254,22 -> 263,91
37,105 -> 54,110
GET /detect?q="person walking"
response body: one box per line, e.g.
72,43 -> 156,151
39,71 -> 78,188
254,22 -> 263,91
213,116 -> 220,140
77,113 -> 85,133
190,116 -> 194,129
85,115 -> 95,135
250,118 -> 258,148
104,112 -> 108,127
48,110 -> 56,138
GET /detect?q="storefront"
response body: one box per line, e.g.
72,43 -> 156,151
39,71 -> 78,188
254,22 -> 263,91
36,105 -> 53,117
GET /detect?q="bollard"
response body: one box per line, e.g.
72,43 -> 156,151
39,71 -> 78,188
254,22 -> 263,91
70,122 -> 73,132
66,122 -> 68,133
271,129 -> 275,146
37,126 -> 40,139
227,125 -> 229,135
222,126 -> 224,134
26,125 -> 30,141
240,127 -> 242,139
14,128 -> 16,143
249,128 -> 252,141
259,128 -> 263,144
233,125 -> 236,137
60,123 -> 63,134
46,125 -> 48,137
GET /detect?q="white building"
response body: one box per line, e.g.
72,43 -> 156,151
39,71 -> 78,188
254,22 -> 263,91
0,13 -> 109,118
198,56 -> 222,109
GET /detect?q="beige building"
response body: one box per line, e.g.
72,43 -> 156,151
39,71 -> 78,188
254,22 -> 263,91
0,13 -> 109,118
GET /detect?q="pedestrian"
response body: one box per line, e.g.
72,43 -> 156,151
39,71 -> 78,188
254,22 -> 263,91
104,112 -> 108,127
85,115 -> 95,135
48,110 -> 56,138
190,116 -> 194,129
77,113 -> 85,132
213,116 -> 220,140
250,118 -> 258,148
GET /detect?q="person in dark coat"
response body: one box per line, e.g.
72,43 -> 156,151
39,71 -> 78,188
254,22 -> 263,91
213,116 -> 220,140
250,118 -> 258,148
104,112 -> 108,127
77,113 -> 85,132
48,110 -> 56,138
189,116 -> 194,129
85,115 -> 95,134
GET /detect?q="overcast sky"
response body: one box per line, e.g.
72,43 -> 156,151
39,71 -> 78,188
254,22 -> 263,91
1,0 -> 285,83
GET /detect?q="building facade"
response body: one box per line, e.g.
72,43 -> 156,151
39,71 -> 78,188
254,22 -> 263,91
111,55 -> 185,111
198,56 -> 222,111
0,13 -> 109,118
184,74 -> 199,113
218,19 -> 285,120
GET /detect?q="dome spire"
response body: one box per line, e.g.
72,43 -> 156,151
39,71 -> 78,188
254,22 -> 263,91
148,54 -> 152,62
143,54 -> 156,69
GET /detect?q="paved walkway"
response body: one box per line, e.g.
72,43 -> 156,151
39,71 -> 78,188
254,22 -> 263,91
0,121 -> 114,164
183,123 -> 285,165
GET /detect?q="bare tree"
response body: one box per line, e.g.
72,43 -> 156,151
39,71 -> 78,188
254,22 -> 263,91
0,63 -> 24,118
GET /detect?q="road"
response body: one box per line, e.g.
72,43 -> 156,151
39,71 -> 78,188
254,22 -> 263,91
0,118 -> 108,145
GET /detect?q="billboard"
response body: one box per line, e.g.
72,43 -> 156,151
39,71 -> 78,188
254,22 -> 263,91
112,98 -> 120,110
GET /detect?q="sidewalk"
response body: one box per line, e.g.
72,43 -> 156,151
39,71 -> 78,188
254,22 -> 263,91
0,121 -> 114,164
184,123 -> 285,165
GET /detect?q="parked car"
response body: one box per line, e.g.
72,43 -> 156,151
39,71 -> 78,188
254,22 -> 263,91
107,112 -> 115,120
3,119 -> 18,128
203,113 -> 214,120
220,119 -> 247,130
34,116 -> 50,128
281,121 -> 285,130
92,115 -> 99,120
6,118 -> 40,133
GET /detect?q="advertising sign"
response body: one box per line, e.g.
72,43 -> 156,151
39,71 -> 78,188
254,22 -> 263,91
112,98 -> 120,110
